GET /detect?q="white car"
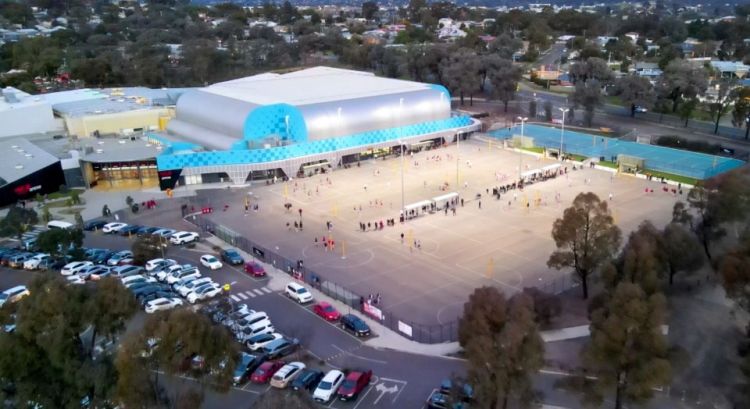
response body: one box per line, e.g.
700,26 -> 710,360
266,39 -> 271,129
246,332 -> 283,351
199,255 -> 223,270
144,297 -> 183,314
313,370 -> 345,402
177,277 -> 214,297
145,258 -> 177,273
66,275 -> 86,285
170,231 -> 199,245
285,282 -> 313,304
233,312 -> 270,332
102,222 -> 128,233
0,286 -> 30,307
122,275 -> 156,286
156,264 -> 187,282
61,261 -> 94,276
23,254 -> 50,270
166,268 -> 201,285
186,283 -> 221,304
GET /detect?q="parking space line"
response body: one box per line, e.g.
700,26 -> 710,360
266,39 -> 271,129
261,287 -> 272,293
237,292 -> 248,300
230,295 -> 240,301
253,289 -> 264,295
352,385 -> 375,409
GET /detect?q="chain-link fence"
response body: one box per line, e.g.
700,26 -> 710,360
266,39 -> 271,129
187,214 -> 577,344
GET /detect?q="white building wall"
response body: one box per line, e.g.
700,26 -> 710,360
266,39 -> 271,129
0,103 -> 59,138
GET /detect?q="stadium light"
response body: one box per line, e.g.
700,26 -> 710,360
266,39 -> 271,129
558,108 -> 569,161
517,117 -> 528,181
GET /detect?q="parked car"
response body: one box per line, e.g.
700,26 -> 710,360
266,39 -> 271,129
156,264 -> 187,282
261,338 -> 299,360
0,286 -> 30,307
102,222 -> 128,234
177,277 -> 214,297
244,261 -> 266,277
153,228 -> 177,238
90,251 -> 114,265
233,352 -> 265,385
313,370 -> 345,403
110,265 -> 143,278
427,379 -> 474,409
291,369 -> 324,392
8,253 -> 32,269
186,283 -> 221,304
285,282 -> 313,304
122,275 -> 157,286
250,360 -> 285,384
199,255 -> 223,270
66,275 -> 86,285
337,370 -> 373,401
270,362 -> 306,389
634,105 -> 648,113
83,220 -> 108,231
246,332 -> 283,352
107,250 -> 133,266
235,321 -> 275,342
118,225 -> 142,236
340,314 -> 371,337
144,297 -> 183,313
166,267 -> 201,285
38,258 -> 67,271
139,290 -> 180,306
77,265 -> 109,280
136,226 -> 160,236
61,261 -> 94,276
313,302 -> 341,321
220,249 -> 244,265
145,258 -> 177,273
23,253 -> 50,270
169,231 -> 198,245
233,312 -> 269,331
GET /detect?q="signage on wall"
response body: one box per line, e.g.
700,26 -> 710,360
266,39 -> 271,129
13,184 -> 41,196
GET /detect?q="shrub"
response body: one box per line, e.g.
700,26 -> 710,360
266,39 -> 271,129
523,287 -> 562,325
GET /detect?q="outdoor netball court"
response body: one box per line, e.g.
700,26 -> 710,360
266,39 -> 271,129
202,137 -> 681,330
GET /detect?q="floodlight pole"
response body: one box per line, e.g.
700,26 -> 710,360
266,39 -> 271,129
517,116 -> 528,181
558,108 -> 569,161
456,132 -> 460,189
399,98 -> 405,223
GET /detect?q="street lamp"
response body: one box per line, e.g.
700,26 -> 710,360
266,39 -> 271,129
558,108 -> 569,161
517,116 -> 528,181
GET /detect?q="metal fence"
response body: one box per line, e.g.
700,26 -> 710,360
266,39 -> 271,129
186,214 -> 577,344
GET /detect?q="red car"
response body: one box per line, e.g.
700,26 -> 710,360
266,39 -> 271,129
313,302 -> 341,321
244,262 -> 266,277
337,370 -> 373,401
250,360 -> 284,384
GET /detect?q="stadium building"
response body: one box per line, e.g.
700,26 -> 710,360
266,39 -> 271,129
153,67 -> 480,189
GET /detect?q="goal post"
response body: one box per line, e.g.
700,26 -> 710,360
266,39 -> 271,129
617,154 -> 645,173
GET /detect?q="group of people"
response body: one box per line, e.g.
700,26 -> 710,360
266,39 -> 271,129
358,219 -> 396,232
314,236 -> 336,252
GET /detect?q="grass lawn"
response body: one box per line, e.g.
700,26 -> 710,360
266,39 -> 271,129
521,146 -> 546,154
598,161 -> 618,169
42,188 -> 85,201
641,170 -> 699,186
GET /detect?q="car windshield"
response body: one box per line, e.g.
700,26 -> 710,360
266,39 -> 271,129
227,251 -> 239,257
256,368 -> 266,375
0,294 -> 8,302
297,288 -> 308,294
323,305 -> 335,312
341,380 -> 356,389
318,381 -> 332,390
207,257 -> 217,262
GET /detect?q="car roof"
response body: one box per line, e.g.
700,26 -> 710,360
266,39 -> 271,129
323,370 -> 344,380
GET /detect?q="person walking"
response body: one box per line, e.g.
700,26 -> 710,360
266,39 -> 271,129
478,200 -> 482,209
400,232 -> 404,243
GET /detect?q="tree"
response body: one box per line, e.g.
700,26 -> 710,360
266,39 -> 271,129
606,221 -> 666,295
570,58 -> 613,127
563,282 -> 671,409
488,34 -> 523,60
115,309 -> 238,407
528,100 -> 537,119
361,1 -> 378,20
661,223 -> 705,285
458,287 -> 544,409
74,213 -> 84,230
84,277 -> 137,359
658,59 -> 708,114
613,75 -> 656,117
484,55 -> 521,112
132,235 -> 166,266
708,79 -> 736,134
548,192 -> 622,299
35,227 -> 84,259
543,101 -> 553,122
719,233 -> 750,313
0,206 -> 38,239
0,274 -> 128,407
731,86 -> 750,139
440,48 -> 482,105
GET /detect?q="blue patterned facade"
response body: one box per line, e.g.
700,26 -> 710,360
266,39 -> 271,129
156,116 -> 472,171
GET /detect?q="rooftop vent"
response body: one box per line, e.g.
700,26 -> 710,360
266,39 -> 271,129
14,164 -> 23,169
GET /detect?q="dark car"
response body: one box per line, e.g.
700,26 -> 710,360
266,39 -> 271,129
261,338 -> 299,360
38,258 -> 67,271
220,249 -> 244,265
291,369 -> 324,392
337,370 -> 372,401
90,251 -> 114,265
233,352 -> 265,385
427,379 -> 474,409
136,226 -> 160,237
118,225 -> 142,236
340,314 -> 371,337
139,291 -> 180,306
83,220 -> 108,231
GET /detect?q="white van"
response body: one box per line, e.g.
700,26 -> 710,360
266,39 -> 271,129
0,286 -> 30,307
47,220 -> 74,230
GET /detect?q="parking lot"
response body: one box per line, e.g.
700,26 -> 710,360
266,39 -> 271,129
196,139 -> 680,328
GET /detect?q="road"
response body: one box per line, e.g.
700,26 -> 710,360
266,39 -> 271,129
535,43 -> 567,70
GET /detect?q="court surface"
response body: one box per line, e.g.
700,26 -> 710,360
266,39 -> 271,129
201,138 -> 681,333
